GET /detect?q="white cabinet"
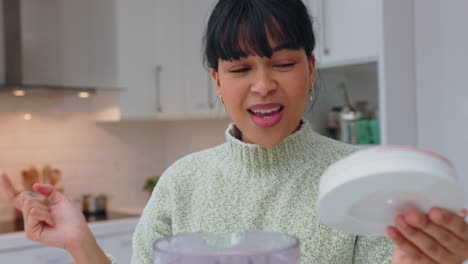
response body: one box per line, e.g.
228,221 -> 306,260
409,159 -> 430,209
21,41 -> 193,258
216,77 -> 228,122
181,0 -> 222,116
113,0 -> 160,119
306,0 -> 381,68
153,0 -> 224,119
154,0 -> 184,116
94,0 -> 226,121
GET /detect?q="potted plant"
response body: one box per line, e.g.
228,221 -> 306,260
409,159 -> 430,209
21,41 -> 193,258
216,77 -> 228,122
143,177 -> 159,196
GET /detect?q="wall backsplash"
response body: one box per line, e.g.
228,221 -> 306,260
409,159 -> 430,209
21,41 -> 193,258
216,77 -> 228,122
0,94 -> 230,220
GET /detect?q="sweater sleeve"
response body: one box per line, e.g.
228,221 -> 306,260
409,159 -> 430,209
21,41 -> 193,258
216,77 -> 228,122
130,173 -> 173,264
353,235 -> 394,264
106,254 -> 119,264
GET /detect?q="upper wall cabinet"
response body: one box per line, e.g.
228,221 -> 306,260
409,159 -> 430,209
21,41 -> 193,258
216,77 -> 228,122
94,0 -> 225,121
153,0 -> 223,119
306,0 -> 382,68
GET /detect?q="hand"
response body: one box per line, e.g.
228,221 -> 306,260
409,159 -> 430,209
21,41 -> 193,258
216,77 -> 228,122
387,207 -> 468,264
0,172 -> 111,264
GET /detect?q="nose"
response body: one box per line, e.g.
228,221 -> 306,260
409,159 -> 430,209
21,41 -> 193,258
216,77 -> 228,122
250,69 -> 277,97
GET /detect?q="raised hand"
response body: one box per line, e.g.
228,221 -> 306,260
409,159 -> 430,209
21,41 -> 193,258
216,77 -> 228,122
388,207 -> 468,264
0,172 -> 111,264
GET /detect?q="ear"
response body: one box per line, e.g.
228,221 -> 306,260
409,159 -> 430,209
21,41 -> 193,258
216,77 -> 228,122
308,54 -> 316,89
211,69 -> 222,97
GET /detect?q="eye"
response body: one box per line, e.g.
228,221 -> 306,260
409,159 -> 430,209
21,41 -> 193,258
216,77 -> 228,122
229,67 -> 251,73
275,63 -> 297,68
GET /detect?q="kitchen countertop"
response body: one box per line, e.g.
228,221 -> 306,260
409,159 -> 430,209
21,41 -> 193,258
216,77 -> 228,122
0,211 -> 139,236
0,215 -> 140,254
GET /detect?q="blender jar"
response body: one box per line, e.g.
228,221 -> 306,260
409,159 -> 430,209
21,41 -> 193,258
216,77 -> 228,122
153,230 -> 299,264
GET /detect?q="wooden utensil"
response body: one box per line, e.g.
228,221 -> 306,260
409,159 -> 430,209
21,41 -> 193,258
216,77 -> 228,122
50,168 -> 64,192
21,166 -> 39,191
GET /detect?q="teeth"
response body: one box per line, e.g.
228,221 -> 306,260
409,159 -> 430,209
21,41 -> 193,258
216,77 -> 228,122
251,107 -> 281,114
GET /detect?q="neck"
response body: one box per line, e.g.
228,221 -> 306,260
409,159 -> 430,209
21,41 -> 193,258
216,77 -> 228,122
238,120 -> 304,144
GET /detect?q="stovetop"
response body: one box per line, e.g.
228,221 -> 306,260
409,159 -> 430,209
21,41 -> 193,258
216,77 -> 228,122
0,211 -> 139,235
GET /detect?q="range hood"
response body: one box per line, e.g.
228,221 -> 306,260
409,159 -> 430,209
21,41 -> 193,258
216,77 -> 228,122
1,0 -> 121,96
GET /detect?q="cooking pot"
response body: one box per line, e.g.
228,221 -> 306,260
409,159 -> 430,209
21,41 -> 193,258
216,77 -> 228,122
82,194 -> 107,216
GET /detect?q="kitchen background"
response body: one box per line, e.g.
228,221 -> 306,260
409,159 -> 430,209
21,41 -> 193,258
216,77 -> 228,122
1,0 -> 468,216
0,0 -> 467,261
0,96 -> 230,219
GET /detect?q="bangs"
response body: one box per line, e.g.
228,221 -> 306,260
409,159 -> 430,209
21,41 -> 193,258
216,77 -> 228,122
204,0 -> 315,70
218,15 -> 301,60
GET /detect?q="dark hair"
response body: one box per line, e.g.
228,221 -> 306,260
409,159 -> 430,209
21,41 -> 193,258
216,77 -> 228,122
203,0 -> 316,71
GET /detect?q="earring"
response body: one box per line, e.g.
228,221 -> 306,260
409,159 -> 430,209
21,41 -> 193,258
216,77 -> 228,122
309,86 -> 314,102
219,96 -> 226,112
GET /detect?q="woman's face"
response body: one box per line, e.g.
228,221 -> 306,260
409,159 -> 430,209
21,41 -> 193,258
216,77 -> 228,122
211,41 -> 316,147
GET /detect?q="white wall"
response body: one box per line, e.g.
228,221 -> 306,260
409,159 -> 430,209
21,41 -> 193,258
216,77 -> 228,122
0,95 -> 165,219
0,0 -> 230,220
414,0 -> 468,205
0,93 -> 230,220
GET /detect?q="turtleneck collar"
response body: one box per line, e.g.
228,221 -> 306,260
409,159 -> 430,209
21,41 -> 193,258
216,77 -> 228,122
220,120 -> 317,177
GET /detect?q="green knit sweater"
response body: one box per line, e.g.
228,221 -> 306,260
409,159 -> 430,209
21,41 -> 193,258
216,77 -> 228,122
119,121 -> 394,264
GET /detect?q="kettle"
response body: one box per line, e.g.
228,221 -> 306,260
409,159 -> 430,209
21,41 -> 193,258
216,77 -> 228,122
336,83 -> 362,144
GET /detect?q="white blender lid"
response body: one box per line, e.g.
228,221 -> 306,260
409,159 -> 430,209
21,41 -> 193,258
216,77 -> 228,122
317,146 -> 465,236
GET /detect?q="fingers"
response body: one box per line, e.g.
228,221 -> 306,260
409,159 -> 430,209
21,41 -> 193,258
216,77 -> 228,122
388,208 -> 468,264
0,173 -> 20,208
404,210 -> 467,256
392,214 -> 458,263
22,196 -> 54,222
428,207 -> 468,241
24,207 -> 55,241
387,226 -> 437,264
22,197 -> 56,238
26,205 -> 55,228
33,183 -> 67,205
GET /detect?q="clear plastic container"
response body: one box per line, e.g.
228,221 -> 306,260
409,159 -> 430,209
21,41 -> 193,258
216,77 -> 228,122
153,230 -> 299,264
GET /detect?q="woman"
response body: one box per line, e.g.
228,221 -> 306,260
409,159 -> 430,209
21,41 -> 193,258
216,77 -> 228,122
1,0 -> 468,263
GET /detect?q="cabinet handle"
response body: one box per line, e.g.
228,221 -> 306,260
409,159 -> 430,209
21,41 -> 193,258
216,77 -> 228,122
207,71 -> 214,109
155,65 -> 163,113
320,0 -> 330,56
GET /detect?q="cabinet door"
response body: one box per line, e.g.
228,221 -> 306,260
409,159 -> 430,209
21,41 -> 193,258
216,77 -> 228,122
115,0 -> 161,119
155,0 -> 185,116
309,0 -> 381,67
182,0 -> 218,115
98,232 -> 133,264
0,246 -> 74,264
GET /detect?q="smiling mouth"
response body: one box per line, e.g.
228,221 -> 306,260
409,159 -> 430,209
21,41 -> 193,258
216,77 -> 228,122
247,105 -> 285,128
247,106 -> 285,117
